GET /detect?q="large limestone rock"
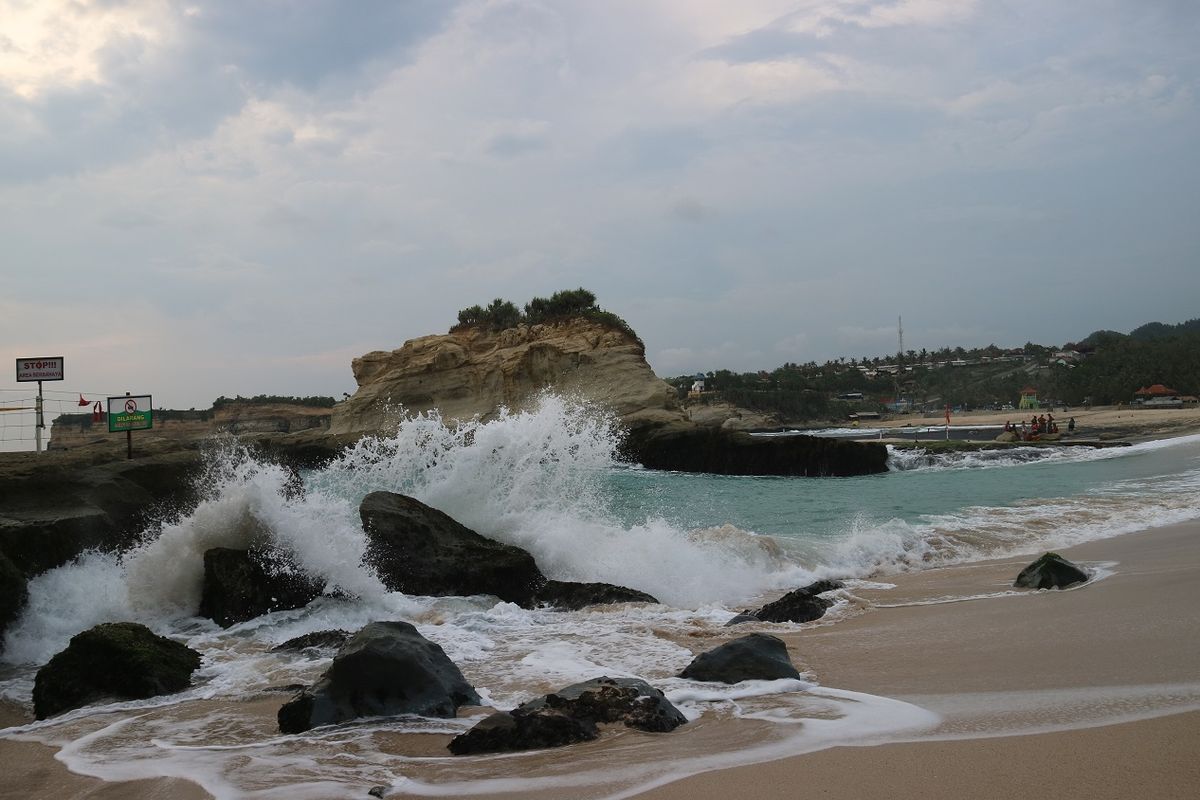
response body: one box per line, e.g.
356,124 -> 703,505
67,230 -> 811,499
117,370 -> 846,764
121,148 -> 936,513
33,622 -> 201,719
329,319 -> 683,435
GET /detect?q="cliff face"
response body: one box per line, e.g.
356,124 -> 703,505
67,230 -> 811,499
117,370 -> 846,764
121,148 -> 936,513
329,319 -> 684,434
49,403 -> 331,450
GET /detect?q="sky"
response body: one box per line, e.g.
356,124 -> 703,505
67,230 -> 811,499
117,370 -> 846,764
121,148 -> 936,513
1,0 -> 1198,412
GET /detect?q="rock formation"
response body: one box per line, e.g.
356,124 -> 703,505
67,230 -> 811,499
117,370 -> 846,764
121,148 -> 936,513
448,676 -> 686,755
33,622 -> 201,719
678,633 -> 801,684
198,548 -> 324,628
277,621 -> 481,733
330,318 -> 682,435
751,579 -> 844,623
1014,553 -> 1089,590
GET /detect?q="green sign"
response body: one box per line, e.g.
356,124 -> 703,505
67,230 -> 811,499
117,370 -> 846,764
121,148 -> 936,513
107,395 -> 153,433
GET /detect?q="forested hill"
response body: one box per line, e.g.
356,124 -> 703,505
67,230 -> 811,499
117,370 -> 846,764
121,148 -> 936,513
673,317 -> 1200,421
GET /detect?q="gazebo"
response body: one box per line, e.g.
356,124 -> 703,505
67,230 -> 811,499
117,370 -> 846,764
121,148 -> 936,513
1018,386 -> 1040,410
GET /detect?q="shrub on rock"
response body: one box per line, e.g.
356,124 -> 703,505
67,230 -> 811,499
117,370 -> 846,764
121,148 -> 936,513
678,633 -> 801,684
33,622 -> 201,719
278,621 -> 480,733
1014,553 -> 1089,590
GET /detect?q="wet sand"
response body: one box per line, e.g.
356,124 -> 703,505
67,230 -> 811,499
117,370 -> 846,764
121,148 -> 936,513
2,522 -> 1197,799
633,520 -> 1200,799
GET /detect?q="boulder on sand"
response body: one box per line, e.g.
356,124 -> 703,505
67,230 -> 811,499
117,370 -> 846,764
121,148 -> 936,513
678,633 -> 801,684
1014,553 -> 1089,590
278,621 -> 481,733
752,579 -> 844,624
33,622 -> 201,719
448,676 -> 686,755
533,580 -> 658,609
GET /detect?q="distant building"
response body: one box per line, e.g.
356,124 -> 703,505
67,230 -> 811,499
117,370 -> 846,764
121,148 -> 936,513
1134,384 -> 1183,409
1018,387 -> 1040,410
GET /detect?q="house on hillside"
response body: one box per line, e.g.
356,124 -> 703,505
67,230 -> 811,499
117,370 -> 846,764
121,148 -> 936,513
1018,387 -> 1040,410
1133,384 -> 1184,409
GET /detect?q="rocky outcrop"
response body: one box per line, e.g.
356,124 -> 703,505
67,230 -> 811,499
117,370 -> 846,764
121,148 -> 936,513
271,630 -> 351,653
33,622 -> 201,719
678,633 -> 801,684
752,579 -> 844,623
448,677 -> 686,755
0,552 -> 28,643
625,426 -> 888,477
1014,553 -> 1089,590
198,548 -> 324,628
0,446 -> 202,580
361,492 -> 546,606
278,621 -> 481,733
330,318 -> 682,435
49,402 -> 332,451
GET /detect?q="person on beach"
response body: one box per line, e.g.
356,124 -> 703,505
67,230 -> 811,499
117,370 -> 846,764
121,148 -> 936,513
1068,417 -> 1076,433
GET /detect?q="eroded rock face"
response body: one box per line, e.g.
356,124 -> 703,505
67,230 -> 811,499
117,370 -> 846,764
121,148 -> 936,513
198,548 -> 324,628
278,621 -> 481,734
33,622 -> 201,719
625,427 -> 889,477
360,492 -> 546,606
1014,553 -> 1089,590
329,319 -> 682,435
0,552 -> 28,645
678,633 -> 801,684
448,677 -> 686,755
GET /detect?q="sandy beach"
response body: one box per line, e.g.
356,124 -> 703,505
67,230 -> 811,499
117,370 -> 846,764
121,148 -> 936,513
2,417 -> 1199,799
873,404 -> 1200,443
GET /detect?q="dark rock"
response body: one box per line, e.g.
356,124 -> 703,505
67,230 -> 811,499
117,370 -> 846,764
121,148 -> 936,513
199,548 -> 323,628
447,708 -> 599,755
33,622 -> 201,719
723,612 -> 760,627
278,621 -> 481,733
368,787 -> 387,799
449,676 -> 685,755
0,448 -> 202,580
0,551 -> 28,643
360,492 -> 546,606
623,425 -> 888,477
271,630 -> 351,653
678,633 -> 801,684
1014,553 -> 1089,590
752,579 -> 842,623
534,580 -> 658,609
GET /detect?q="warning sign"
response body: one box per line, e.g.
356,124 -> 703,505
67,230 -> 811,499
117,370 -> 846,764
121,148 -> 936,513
107,395 -> 153,432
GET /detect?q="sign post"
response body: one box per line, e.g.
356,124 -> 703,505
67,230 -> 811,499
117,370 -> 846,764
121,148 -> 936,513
107,393 -> 153,459
16,357 -> 65,453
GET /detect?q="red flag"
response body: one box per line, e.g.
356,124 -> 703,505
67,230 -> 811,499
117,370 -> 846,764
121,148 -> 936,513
78,394 -> 89,406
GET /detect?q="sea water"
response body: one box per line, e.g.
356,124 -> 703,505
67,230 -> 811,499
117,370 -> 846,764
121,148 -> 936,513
2,395 -> 1199,799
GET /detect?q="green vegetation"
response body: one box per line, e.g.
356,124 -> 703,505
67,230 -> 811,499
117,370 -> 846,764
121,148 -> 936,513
211,395 -> 336,410
453,288 -> 642,345
676,317 -> 1200,422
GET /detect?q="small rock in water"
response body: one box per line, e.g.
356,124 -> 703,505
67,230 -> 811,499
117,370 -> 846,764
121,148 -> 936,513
367,786 -> 387,798
678,633 -> 801,684
1014,553 -> 1089,590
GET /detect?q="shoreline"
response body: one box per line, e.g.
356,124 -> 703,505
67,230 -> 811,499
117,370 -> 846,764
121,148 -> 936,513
630,518 -> 1200,799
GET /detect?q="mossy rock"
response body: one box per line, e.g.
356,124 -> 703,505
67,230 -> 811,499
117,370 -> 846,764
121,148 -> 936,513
33,622 -> 201,719
1013,553 -> 1089,590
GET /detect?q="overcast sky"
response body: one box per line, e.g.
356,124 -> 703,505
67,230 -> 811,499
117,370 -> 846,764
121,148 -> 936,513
2,0 -> 1197,410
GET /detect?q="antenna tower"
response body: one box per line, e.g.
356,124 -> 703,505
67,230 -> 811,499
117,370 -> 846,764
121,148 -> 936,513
898,315 -> 904,359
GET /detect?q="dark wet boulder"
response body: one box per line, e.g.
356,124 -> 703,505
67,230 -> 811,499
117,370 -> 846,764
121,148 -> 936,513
534,580 -> 658,610
198,548 -> 323,628
0,551 -> 27,643
278,620 -> 481,734
624,425 -> 888,477
271,629 -> 351,653
678,633 -> 801,684
723,611 -> 760,627
448,707 -> 599,755
448,676 -> 686,755
32,622 -> 201,719
360,491 -> 546,606
1014,553 -> 1089,590
752,579 -> 843,623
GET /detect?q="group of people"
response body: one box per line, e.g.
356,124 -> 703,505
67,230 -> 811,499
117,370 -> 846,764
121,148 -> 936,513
1004,414 -> 1075,441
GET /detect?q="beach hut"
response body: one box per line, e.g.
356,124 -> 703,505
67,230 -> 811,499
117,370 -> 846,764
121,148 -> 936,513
1018,387 -> 1040,410
1133,385 -> 1183,408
